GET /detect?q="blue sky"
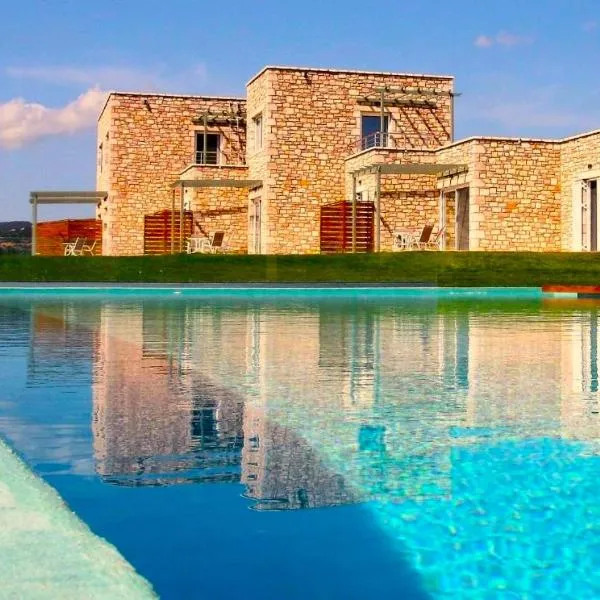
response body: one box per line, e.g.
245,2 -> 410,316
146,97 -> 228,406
1,0 -> 599,220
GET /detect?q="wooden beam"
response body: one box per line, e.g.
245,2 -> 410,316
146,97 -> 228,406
357,98 -> 437,108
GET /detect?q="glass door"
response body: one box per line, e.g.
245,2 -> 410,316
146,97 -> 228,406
250,198 -> 262,254
581,180 -> 599,251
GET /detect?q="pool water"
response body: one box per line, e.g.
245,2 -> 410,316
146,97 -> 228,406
1,292 -> 600,599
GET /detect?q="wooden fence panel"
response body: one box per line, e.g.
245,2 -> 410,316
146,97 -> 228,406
36,219 -> 102,256
320,201 -> 374,253
144,210 -> 193,255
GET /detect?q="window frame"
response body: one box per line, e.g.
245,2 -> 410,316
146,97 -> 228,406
360,113 -> 390,149
194,131 -> 221,165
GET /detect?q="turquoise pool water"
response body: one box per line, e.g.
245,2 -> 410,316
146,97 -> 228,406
0,290 -> 599,598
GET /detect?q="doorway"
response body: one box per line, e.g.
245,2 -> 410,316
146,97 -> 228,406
574,179 -> 600,251
455,188 -> 470,251
439,188 -> 469,250
250,197 -> 262,254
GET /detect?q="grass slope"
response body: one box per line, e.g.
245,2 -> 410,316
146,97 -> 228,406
0,252 -> 599,286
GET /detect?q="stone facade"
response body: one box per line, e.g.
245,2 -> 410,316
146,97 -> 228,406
97,92 -> 246,255
439,139 -> 561,251
247,67 -> 453,254
95,66 -> 600,255
559,131 -> 600,250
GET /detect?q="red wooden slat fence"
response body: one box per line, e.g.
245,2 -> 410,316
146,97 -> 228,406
144,210 -> 194,255
36,219 -> 102,256
320,201 -> 374,253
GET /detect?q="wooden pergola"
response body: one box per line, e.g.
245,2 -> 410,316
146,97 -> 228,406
348,163 -> 468,252
168,178 -> 262,253
29,191 -> 107,256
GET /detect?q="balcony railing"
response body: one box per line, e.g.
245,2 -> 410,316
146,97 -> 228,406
195,150 -> 220,165
351,131 -> 410,154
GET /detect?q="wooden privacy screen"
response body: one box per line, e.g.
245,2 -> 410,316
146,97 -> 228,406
144,210 -> 194,255
36,219 -> 102,256
320,201 -> 374,253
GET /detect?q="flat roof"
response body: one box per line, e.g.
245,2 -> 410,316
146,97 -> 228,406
247,65 -> 455,86
98,91 -> 246,122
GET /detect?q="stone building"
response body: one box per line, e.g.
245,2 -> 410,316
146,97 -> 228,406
96,65 -> 600,255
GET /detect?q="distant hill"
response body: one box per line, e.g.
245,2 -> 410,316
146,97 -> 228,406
0,221 -> 32,254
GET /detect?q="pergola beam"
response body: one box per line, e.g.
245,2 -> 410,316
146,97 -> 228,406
357,98 -> 438,108
372,86 -> 453,96
350,163 -> 468,177
29,191 -> 106,256
171,179 -> 262,189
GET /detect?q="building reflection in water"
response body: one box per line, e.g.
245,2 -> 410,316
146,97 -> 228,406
84,298 -> 600,509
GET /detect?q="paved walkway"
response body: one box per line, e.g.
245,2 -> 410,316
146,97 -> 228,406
0,438 -> 155,599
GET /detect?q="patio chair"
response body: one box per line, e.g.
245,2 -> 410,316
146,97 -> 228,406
70,238 -> 86,256
425,227 -> 445,250
410,225 -> 435,250
207,231 -> 225,253
392,229 -> 417,251
187,231 -> 226,254
63,237 -> 81,256
82,240 -> 97,256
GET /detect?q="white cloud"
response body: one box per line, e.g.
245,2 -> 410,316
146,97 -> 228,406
0,88 -> 107,149
474,31 -> 534,48
5,64 -> 208,92
474,35 -> 494,48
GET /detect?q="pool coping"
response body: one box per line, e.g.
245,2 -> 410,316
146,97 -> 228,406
0,437 -> 155,598
0,283 -> 590,298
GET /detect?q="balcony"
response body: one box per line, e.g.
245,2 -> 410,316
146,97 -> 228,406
195,150 -> 220,165
352,131 -> 411,155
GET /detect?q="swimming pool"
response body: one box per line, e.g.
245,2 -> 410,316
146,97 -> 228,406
1,289 -> 599,598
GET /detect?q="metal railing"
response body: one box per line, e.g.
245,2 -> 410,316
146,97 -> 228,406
194,150 -> 247,166
195,151 -> 220,165
351,131 -> 410,154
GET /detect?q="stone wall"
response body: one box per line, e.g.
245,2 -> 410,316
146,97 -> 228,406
181,165 -> 250,253
247,67 -> 453,254
97,93 -> 246,255
473,140 -> 561,251
436,139 -> 561,251
559,131 -> 600,250
96,99 -> 114,253
246,71 -> 271,254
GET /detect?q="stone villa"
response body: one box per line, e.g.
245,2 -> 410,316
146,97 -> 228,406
89,65 -> 600,255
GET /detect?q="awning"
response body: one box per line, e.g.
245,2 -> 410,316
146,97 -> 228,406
350,163 -> 468,177
171,179 -> 262,189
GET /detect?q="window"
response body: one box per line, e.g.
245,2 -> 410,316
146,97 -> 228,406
253,113 -> 263,151
98,143 -> 103,173
361,115 -> 389,149
195,133 -> 220,165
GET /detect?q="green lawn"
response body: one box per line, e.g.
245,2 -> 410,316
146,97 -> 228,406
1,252 -> 599,286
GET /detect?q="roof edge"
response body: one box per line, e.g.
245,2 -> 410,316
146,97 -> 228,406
247,65 -> 455,87
439,128 -> 600,150
97,91 -> 246,122
437,135 -> 560,150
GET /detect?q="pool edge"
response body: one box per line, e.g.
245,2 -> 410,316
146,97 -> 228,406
0,436 -> 156,599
